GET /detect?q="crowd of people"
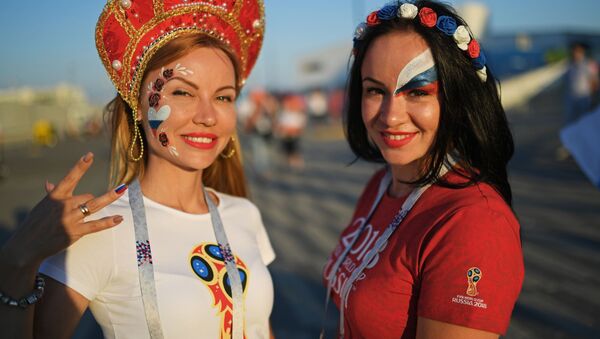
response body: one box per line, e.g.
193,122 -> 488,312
238,88 -> 344,177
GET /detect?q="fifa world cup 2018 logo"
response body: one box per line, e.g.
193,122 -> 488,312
190,243 -> 248,339
466,267 -> 482,297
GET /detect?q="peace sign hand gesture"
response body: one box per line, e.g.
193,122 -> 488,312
2,152 -> 126,268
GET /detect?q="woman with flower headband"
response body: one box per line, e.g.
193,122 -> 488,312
322,1 -> 524,338
0,1 -> 275,338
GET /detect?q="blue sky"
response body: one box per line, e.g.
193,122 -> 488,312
1,0 -> 599,104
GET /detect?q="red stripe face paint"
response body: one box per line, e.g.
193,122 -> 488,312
394,81 -> 439,97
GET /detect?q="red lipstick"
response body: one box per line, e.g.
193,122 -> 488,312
381,131 -> 417,148
181,132 -> 218,150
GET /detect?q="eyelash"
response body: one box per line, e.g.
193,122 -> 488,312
408,89 -> 429,97
171,89 -> 233,103
365,87 -> 385,96
172,89 -> 191,96
217,95 -> 234,103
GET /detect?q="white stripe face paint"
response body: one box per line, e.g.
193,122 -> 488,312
394,48 -> 436,94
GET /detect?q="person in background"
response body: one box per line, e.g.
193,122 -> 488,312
323,1 -> 524,338
243,89 -> 278,180
557,41 -> 599,160
276,93 -> 307,170
0,1 -> 276,338
306,89 -> 329,124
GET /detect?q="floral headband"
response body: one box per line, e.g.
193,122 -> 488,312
353,1 -> 487,82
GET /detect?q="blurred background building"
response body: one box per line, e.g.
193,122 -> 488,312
0,85 -> 101,145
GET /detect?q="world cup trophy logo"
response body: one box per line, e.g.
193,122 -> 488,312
466,267 -> 482,297
190,243 -> 248,339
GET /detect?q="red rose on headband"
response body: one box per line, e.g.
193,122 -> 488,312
419,7 -> 437,28
468,39 -> 481,58
366,11 -> 380,26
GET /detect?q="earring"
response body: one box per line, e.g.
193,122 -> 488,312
129,113 -> 144,162
219,136 -> 236,159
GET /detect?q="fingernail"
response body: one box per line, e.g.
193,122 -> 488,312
82,152 -> 93,162
114,216 -> 124,224
114,184 -> 128,194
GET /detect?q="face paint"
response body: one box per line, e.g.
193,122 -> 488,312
394,49 -> 438,96
146,67 -> 174,137
168,145 -> 179,157
145,64 -> 195,157
145,63 -> 194,138
157,127 -> 179,157
148,105 -> 171,137
158,132 -> 169,146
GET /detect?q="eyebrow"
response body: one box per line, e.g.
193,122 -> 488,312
362,76 -> 386,87
215,85 -> 236,92
167,76 -> 198,89
167,77 -> 235,93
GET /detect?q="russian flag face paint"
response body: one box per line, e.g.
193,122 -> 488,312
143,64 -> 195,157
394,49 -> 438,97
148,105 -> 172,137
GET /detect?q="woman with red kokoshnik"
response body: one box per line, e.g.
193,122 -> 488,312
323,1 -> 524,338
0,1 -> 277,338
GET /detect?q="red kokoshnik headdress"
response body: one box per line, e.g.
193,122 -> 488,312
96,0 -> 265,112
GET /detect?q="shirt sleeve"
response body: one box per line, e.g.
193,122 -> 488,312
416,204 -> 524,335
38,217 -> 116,301
252,206 -> 276,266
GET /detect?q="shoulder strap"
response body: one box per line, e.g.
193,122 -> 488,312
320,168 -> 391,339
129,179 -> 165,339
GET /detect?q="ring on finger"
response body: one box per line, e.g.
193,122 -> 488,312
78,204 -> 91,217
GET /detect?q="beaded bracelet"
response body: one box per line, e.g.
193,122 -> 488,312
0,275 -> 45,309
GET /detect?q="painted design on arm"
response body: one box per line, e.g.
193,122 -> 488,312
394,48 -> 439,96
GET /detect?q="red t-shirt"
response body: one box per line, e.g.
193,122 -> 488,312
323,169 -> 524,338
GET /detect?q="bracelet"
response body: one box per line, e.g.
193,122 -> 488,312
0,275 -> 45,309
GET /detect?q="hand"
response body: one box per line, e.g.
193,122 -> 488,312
2,152 -> 126,268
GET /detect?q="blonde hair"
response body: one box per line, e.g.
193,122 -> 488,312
105,33 -> 248,198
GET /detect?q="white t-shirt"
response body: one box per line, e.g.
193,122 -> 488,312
40,189 -> 275,339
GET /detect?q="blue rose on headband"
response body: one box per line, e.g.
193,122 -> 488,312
377,4 -> 398,20
436,16 -> 457,35
472,50 -> 487,69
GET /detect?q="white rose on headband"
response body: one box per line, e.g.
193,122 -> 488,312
453,25 -> 471,50
354,22 -> 368,41
477,66 -> 488,82
398,3 -> 418,19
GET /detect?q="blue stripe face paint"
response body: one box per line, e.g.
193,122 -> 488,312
394,66 -> 438,96
394,48 -> 438,97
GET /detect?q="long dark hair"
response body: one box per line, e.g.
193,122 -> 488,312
345,0 -> 514,205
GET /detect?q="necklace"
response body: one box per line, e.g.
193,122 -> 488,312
322,163 -> 449,338
128,179 -> 244,339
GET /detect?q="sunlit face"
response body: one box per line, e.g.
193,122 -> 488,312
361,31 -> 440,178
138,46 -> 237,171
